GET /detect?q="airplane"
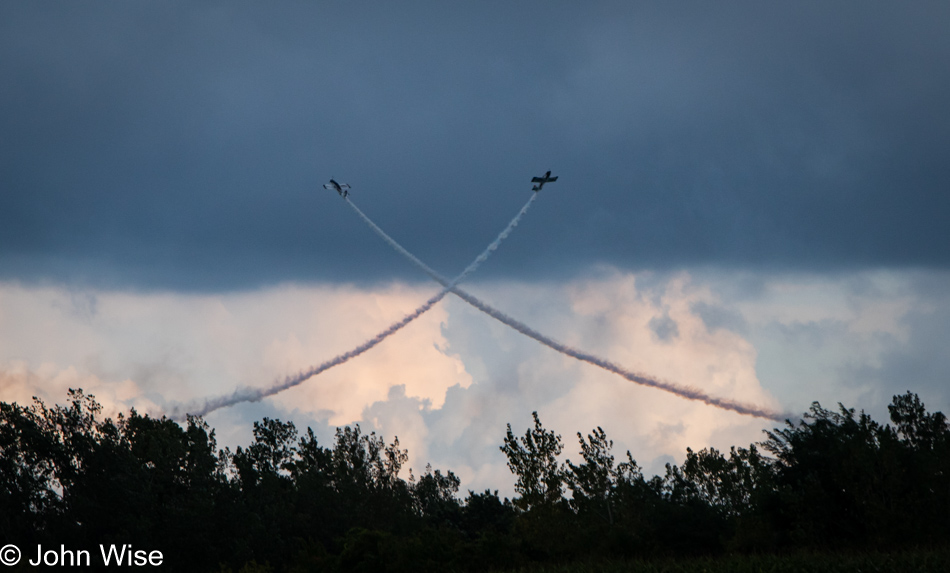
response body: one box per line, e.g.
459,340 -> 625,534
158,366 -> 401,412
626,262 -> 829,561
531,171 -> 558,192
323,178 -> 351,197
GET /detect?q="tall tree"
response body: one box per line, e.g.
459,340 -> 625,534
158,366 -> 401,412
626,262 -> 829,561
564,426 -> 640,525
500,412 -> 564,512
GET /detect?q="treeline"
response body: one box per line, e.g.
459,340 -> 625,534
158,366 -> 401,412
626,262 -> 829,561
2,390 -> 949,572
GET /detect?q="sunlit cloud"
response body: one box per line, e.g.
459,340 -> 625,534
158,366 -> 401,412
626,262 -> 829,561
2,268 -> 949,494
0,360 -> 159,419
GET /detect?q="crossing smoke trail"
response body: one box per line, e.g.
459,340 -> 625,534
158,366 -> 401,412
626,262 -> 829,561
167,194 -> 538,421
346,200 -> 790,422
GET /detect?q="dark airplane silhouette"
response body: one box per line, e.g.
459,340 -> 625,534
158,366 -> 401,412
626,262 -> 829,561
531,171 -> 557,192
323,179 -> 351,197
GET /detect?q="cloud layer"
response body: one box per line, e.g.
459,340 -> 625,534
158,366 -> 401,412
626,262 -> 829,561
2,2 -> 949,289
4,268 -> 947,493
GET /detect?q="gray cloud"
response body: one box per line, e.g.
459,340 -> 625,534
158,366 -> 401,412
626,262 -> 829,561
692,301 -> 747,335
648,312 -> 679,342
847,272 -> 950,418
2,2 -> 949,290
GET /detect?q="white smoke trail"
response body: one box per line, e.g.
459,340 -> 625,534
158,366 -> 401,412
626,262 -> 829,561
346,199 -> 790,422
167,194 -> 538,421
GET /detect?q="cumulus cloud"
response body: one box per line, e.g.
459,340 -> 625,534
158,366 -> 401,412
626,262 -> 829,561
0,361 -> 160,419
422,272 -> 777,486
2,269 -> 949,494
718,269 -> 950,419
0,281 -> 471,424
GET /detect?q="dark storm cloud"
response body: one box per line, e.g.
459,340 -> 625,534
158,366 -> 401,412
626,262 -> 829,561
2,1 -> 949,290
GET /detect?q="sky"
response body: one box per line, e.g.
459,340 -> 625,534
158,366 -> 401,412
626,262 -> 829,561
2,2 -> 950,493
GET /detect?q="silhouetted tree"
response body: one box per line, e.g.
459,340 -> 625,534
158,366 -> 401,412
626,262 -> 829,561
564,426 -> 640,526
5,388 -> 950,571
500,411 -> 564,512
413,463 -> 461,522
0,399 -> 61,546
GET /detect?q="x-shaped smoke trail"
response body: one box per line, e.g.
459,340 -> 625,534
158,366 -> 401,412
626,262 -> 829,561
345,198 -> 790,422
166,193 -> 538,421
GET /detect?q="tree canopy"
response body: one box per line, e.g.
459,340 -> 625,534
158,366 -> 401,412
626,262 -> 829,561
2,389 -> 949,571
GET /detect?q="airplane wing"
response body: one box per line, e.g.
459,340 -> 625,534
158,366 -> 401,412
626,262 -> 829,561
323,184 -> 333,190
531,177 -> 543,183
547,177 -> 557,182
340,184 -> 351,189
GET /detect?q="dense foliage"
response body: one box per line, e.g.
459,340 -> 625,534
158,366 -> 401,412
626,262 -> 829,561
2,390 -> 948,572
